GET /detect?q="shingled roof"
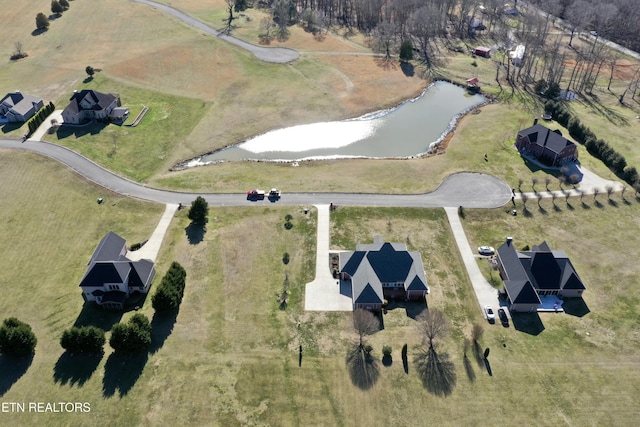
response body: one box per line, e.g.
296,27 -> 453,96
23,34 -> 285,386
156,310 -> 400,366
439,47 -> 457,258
518,124 -> 575,155
340,237 -> 429,307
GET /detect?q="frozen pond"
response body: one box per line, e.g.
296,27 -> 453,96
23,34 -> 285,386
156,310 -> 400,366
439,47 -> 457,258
194,81 -> 485,165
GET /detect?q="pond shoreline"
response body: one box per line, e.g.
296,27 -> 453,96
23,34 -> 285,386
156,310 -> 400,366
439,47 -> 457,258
171,79 -> 493,171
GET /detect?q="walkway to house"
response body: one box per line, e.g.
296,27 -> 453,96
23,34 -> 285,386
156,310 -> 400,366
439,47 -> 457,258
29,110 -> 63,141
127,203 -> 179,262
304,205 -> 352,311
444,207 -> 506,318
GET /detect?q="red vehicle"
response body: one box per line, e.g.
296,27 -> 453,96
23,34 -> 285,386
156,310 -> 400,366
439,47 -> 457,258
247,189 -> 265,199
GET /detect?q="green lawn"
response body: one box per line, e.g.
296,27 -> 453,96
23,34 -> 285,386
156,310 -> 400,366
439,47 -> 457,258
3,156 -> 640,425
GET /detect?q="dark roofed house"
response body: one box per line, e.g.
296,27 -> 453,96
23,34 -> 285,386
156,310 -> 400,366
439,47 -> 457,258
339,236 -> 429,312
516,123 -> 577,167
79,231 -> 155,310
0,91 -> 44,122
61,89 -> 121,125
496,237 -> 586,312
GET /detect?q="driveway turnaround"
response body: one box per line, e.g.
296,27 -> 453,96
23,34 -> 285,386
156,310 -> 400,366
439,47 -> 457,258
132,0 -> 299,63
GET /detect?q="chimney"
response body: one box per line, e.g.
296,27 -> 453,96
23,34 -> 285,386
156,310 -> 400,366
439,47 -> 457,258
533,118 -> 538,125
506,236 -> 513,245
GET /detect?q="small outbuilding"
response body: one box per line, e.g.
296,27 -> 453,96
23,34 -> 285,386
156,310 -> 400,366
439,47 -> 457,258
474,46 -> 491,58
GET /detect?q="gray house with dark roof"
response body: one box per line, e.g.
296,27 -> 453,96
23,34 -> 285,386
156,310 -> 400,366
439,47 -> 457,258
339,237 -> 429,311
62,89 -> 121,125
79,231 -> 155,310
516,124 -> 577,167
496,237 -> 586,312
0,91 -> 44,122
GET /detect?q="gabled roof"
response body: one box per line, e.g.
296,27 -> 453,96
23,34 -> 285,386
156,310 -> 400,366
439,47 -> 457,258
518,124 -> 575,155
63,89 -> 117,116
354,283 -> 384,305
90,231 -> 126,263
365,242 -> 414,284
1,92 -> 42,116
128,259 -> 154,288
340,237 -> 429,306
529,251 -> 562,289
498,239 -> 586,297
505,280 -> 541,305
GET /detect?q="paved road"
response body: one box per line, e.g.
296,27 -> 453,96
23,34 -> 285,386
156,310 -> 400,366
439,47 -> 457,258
132,0 -> 299,63
0,139 -> 513,208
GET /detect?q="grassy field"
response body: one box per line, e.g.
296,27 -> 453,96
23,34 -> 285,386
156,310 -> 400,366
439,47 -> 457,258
2,2 -> 640,426
2,153 -> 640,426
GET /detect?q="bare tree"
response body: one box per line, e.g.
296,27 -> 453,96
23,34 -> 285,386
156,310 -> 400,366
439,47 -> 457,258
417,309 -> 450,349
593,187 -> 600,201
544,176 -> 552,191
532,177 -> 539,193
353,309 -> 379,346
372,21 -> 398,61
605,185 -> 614,200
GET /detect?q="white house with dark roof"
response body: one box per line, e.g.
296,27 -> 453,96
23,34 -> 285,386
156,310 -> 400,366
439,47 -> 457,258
496,237 -> 586,312
61,89 -> 121,125
339,237 -> 429,311
0,91 -> 44,122
79,231 -> 155,310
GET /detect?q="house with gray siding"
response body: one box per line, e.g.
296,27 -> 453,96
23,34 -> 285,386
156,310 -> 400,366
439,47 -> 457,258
79,231 -> 155,310
339,237 -> 429,311
496,237 -> 586,312
0,91 -> 44,122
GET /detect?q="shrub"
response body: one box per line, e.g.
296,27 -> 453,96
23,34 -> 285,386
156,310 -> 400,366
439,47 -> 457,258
109,314 -> 152,352
282,252 -> 290,264
60,326 -> 105,353
382,345 -> 392,357
152,261 -> 187,313
0,317 -> 37,356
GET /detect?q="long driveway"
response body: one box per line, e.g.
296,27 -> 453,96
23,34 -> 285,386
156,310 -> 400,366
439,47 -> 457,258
132,0 -> 299,63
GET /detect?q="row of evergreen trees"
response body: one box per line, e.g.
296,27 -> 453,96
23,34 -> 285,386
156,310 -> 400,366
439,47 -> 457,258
26,102 -> 55,136
544,100 -> 639,187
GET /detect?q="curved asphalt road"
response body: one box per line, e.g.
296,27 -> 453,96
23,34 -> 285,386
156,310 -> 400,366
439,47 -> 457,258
0,139 -> 512,208
132,0 -> 299,63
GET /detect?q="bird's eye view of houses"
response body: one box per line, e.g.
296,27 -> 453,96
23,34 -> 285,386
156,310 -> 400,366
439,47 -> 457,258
1,0 -> 640,426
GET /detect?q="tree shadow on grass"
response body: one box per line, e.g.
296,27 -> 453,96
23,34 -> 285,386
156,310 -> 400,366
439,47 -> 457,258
185,223 -> 205,244
149,309 -> 179,354
400,62 -> 414,77
53,352 -> 103,387
463,353 -> 476,382
73,303 -> 123,332
414,347 -> 456,397
0,354 -> 33,396
484,357 -> 493,376
345,344 -> 380,390
562,297 -> 590,317
102,351 -> 148,398
511,312 -> 545,335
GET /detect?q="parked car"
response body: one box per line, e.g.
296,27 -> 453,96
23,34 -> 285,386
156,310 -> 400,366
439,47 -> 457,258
498,307 -> 509,326
478,246 -> 495,256
484,305 -> 496,323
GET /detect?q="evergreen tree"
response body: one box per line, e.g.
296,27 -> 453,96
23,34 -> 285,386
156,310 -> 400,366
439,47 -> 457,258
188,196 -> 209,226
